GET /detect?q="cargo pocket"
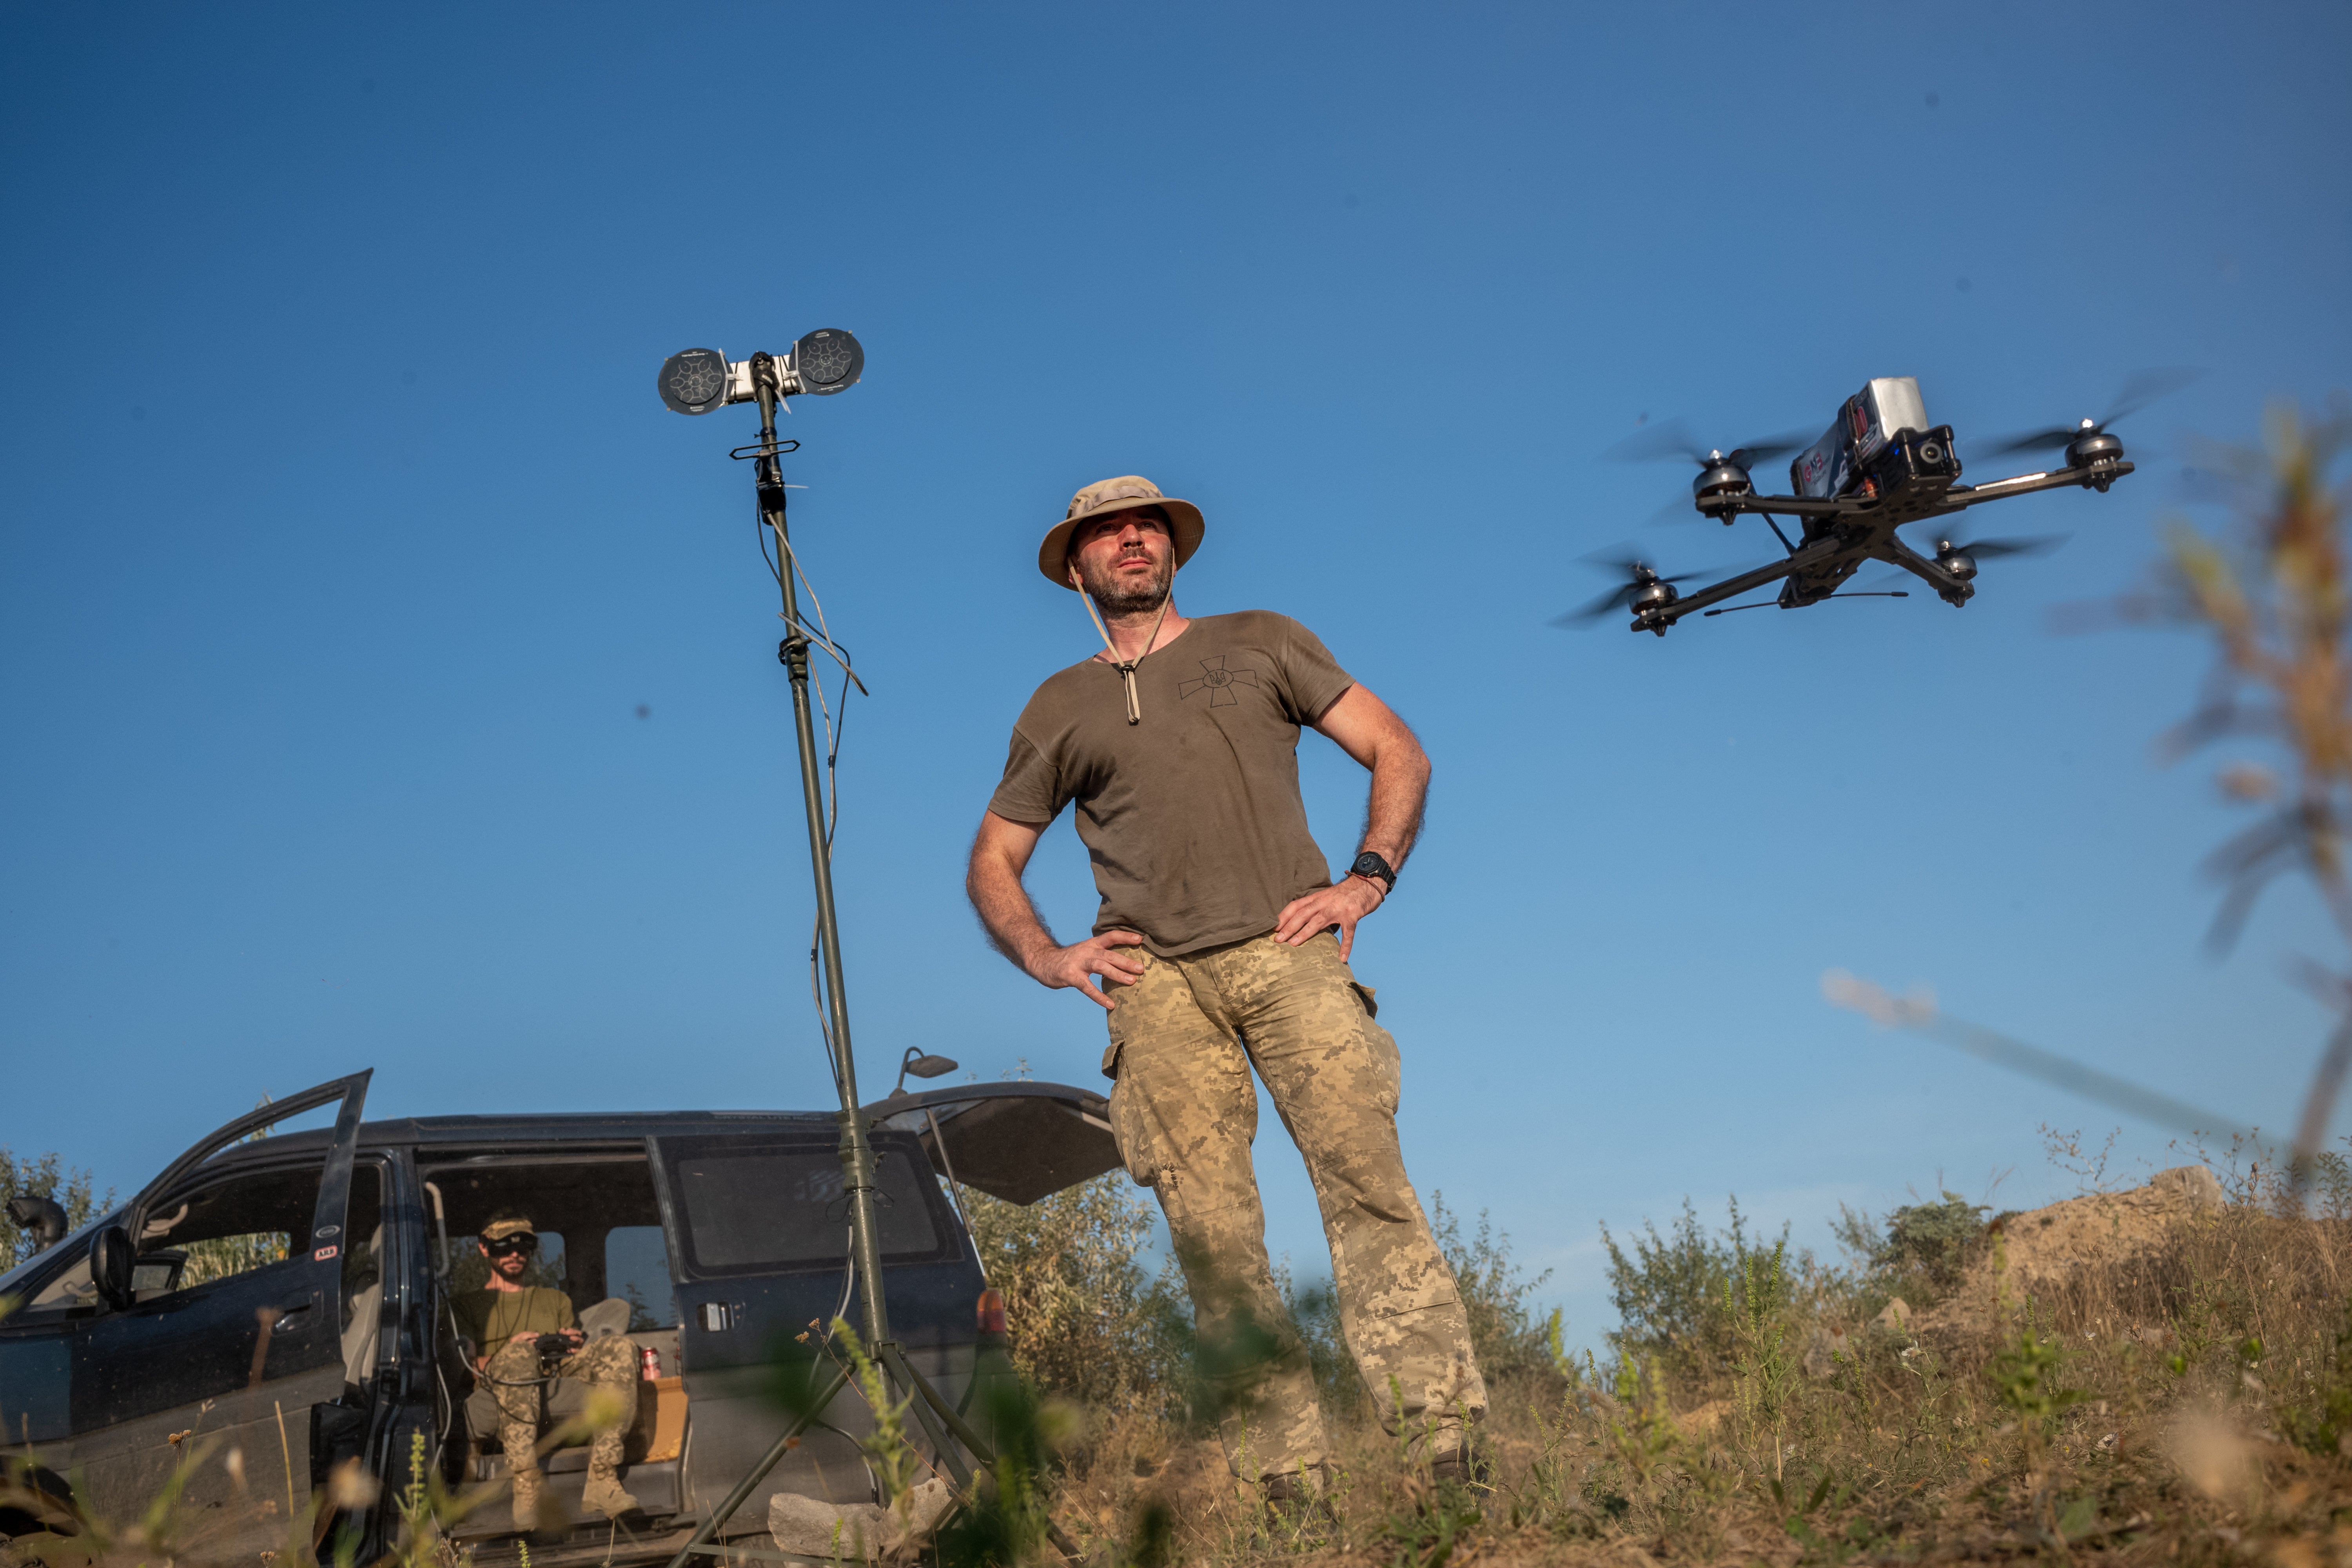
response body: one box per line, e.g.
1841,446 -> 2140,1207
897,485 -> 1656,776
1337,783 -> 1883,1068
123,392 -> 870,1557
1339,975 -> 1400,1115
1366,1020 -> 1403,1118
1106,1073 -> 1158,1189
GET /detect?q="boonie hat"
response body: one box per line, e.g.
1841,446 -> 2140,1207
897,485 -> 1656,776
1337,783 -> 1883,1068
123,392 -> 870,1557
1037,475 -> 1205,588
481,1217 -> 537,1242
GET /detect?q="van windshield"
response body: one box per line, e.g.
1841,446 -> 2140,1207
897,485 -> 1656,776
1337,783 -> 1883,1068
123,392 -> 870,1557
660,1135 -> 946,1277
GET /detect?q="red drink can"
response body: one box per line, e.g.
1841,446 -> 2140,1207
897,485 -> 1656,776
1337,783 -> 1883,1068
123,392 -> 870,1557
641,1345 -> 662,1381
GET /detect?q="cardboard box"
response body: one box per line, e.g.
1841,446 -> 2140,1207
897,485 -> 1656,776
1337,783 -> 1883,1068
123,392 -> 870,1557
630,1376 -> 687,1464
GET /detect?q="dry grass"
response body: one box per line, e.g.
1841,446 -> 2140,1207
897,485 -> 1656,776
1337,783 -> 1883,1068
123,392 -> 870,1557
1028,1161 -> 2352,1568
16,1161 -> 2325,1566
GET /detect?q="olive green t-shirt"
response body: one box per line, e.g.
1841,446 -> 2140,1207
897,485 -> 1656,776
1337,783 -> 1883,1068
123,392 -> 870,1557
450,1286 -> 574,1358
988,610 -> 1355,957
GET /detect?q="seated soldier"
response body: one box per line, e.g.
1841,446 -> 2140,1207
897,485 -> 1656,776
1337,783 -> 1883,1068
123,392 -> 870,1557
451,1214 -> 642,1530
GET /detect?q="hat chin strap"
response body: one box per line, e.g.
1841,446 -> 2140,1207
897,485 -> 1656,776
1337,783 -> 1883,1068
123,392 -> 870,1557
1076,578 -> 1174,726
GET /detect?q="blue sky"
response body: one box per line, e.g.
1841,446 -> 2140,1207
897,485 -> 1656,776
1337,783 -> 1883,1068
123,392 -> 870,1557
4,3 -> 2348,1349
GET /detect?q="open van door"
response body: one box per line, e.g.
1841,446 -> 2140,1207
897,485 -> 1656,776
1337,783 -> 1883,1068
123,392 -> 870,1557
0,1071 -> 372,1560
865,1082 -> 1122,1205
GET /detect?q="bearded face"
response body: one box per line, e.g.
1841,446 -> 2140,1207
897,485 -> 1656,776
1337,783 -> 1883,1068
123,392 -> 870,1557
1069,508 -> 1174,615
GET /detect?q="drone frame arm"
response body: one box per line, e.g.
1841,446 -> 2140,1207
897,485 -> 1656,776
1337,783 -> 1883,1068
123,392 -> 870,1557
1873,532 -> 1975,601
1708,455 -> 2132,524
1707,492 -> 1865,520
1634,546 -> 1816,630
1931,459 -> 2136,512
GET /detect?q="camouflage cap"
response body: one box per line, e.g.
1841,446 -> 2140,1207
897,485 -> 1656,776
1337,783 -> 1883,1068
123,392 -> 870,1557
1038,475 -> 1205,589
481,1217 -> 537,1242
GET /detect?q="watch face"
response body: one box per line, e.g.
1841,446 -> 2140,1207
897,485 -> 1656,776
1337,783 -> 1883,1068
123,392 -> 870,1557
1352,853 -> 1392,881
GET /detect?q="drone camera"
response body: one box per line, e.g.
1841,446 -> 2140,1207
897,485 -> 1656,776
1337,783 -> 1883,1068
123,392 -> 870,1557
658,329 -> 865,416
1865,424 -> 1962,495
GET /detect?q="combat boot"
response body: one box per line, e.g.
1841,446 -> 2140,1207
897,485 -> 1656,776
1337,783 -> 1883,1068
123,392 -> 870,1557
582,1428 -> 639,1520
1428,1437 -> 1493,1493
1257,1463 -> 1335,1534
501,1420 -> 547,1534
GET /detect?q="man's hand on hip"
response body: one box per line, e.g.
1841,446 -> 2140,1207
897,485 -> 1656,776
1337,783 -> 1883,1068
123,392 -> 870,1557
1030,930 -> 1149,1010
1273,876 -> 1384,960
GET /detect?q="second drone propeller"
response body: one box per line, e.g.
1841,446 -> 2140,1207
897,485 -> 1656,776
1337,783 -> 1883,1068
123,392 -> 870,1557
1983,367 -> 2203,459
1555,554 -> 1700,625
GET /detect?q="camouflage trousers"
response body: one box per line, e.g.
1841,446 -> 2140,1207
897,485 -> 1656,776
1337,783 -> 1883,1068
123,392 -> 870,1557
1103,931 -> 1486,1481
465,1334 -> 640,1488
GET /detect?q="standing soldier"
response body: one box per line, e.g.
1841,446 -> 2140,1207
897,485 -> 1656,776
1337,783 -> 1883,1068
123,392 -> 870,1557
966,476 -> 1486,1501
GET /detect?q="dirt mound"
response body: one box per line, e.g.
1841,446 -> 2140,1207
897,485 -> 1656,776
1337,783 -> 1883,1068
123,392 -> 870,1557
1914,1164 -> 2222,1347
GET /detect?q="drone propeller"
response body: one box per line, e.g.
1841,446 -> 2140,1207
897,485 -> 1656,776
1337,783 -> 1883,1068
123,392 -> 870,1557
1553,552 -> 1701,626
1982,367 -> 2204,459
1603,417 -> 1812,474
1920,532 -> 2069,561
1612,418 -> 1815,524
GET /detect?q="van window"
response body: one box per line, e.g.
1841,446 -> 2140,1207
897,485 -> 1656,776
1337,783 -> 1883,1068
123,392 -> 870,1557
606,1226 -> 676,1329
20,1248 -> 99,1316
662,1137 -> 946,1277
141,1164 -> 382,1304
142,1164 -> 318,1292
12,1165 -> 381,1318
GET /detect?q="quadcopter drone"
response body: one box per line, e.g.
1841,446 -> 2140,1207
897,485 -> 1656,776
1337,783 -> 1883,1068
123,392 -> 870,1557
1568,370 -> 2196,635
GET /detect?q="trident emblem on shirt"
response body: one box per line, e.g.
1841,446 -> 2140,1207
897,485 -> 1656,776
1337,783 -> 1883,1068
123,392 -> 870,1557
1178,655 -> 1260,708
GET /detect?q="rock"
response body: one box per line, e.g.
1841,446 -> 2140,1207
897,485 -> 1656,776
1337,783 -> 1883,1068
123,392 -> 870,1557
1871,1298 -> 1913,1338
2150,1165 -> 2224,1215
769,1478 -> 957,1561
1676,1399 -> 1731,1438
1911,1165 -> 2228,1351
1803,1325 -> 1853,1379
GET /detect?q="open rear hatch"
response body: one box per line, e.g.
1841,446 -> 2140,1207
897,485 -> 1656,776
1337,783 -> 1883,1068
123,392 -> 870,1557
864,1082 -> 1121,1205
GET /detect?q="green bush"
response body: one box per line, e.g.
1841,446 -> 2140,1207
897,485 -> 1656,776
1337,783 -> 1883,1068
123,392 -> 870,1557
1882,1192 -> 1991,1284
962,1174 -> 1191,1420
1831,1190 -> 1992,1314
1431,1194 -> 1571,1390
1601,1196 -> 1789,1392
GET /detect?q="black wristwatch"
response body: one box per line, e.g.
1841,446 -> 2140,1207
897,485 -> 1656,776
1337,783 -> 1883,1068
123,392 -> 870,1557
1348,851 -> 1397,895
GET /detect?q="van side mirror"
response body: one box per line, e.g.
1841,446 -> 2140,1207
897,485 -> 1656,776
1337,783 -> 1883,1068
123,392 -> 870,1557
89,1225 -> 136,1309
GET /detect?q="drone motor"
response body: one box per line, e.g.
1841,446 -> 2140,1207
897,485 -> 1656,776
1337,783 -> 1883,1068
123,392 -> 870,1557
1691,454 -> 1755,522
1559,554 -> 1704,636
2065,423 -> 2127,487
1987,368 -> 2201,492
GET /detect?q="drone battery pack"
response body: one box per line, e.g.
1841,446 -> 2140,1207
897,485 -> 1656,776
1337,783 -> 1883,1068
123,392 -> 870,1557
1848,377 -> 1929,463
1790,376 -> 1931,499
1791,423 -> 1849,499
